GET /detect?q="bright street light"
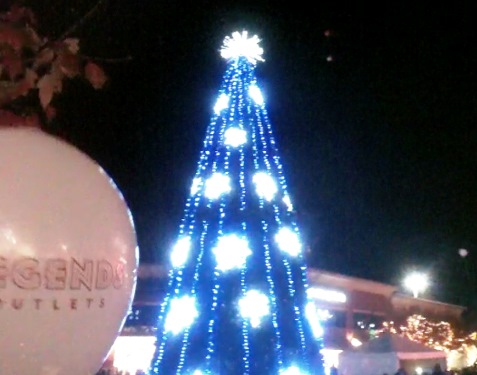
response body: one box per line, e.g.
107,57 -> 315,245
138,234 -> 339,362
404,272 -> 429,298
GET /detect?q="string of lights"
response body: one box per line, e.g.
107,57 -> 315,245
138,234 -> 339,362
149,31 -> 324,375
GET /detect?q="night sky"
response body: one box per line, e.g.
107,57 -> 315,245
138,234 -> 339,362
28,1 -> 477,305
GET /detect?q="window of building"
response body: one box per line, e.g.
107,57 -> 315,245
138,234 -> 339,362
353,312 -> 384,330
320,309 -> 346,328
126,305 -> 160,327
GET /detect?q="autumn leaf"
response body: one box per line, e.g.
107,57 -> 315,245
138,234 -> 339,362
0,5 -> 36,26
11,68 -> 37,99
63,38 -> 80,54
0,25 -> 27,51
58,51 -> 80,78
37,71 -> 63,108
0,109 -> 27,127
33,47 -> 55,69
85,61 -> 107,89
24,25 -> 42,49
44,105 -> 57,121
0,4 -> 108,127
0,81 -> 17,106
1,49 -> 24,79
0,110 -> 40,128
0,69 -> 35,103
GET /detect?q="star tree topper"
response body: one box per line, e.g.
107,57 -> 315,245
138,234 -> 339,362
220,30 -> 264,63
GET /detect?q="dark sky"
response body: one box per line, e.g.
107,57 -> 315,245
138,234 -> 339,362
29,1 -> 477,305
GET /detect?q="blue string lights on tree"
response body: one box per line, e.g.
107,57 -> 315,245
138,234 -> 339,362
149,31 -> 325,375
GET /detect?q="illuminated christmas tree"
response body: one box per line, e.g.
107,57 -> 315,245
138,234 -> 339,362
149,31 -> 324,375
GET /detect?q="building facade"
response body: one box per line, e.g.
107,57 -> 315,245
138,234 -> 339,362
306,269 -> 465,351
103,264 -> 466,373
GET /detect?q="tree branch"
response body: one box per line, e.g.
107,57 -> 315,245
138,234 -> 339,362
56,0 -> 108,42
79,54 -> 133,64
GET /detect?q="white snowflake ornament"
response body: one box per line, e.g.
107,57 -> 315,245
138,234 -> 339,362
204,173 -> 231,200
213,234 -> 251,271
239,290 -> 270,327
220,30 -> 264,63
164,295 -> 198,334
224,127 -> 247,148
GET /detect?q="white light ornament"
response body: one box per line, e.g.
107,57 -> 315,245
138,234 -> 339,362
170,236 -> 192,268
281,366 -> 308,375
224,127 -> 247,148
220,30 -> 264,64
239,290 -> 270,328
305,302 -> 324,339
191,177 -> 202,196
283,194 -> 294,211
249,85 -> 264,105
213,234 -> 252,271
164,295 -> 198,335
253,172 -> 278,201
214,93 -> 229,115
204,173 -> 231,200
275,227 -> 301,257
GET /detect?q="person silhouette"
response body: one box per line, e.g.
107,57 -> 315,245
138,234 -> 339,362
394,368 -> 408,375
432,363 -> 445,375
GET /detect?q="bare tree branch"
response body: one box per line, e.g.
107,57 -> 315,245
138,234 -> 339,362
79,54 -> 133,64
56,0 -> 108,42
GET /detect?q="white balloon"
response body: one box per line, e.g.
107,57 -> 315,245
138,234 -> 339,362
0,128 -> 138,375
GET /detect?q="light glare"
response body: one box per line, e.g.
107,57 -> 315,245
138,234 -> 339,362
282,366 -> 308,375
164,296 -> 198,335
275,227 -> 301,256
249,85 -> 264,105
404,272 -> 429,298
306,287 -> 347,303
112,336 -> 156,375
253,172 -> 278,201
305,302 -> 324,338
213,234 -> 252,271
191,177 -> 202,196
204,173 -> 231,200
170,236 -> 192,268
224,127 -> 247,147
239,290 -> 270,327
283,195 -> 294,211
220,30 -> 264,63
214,93 -> 229,115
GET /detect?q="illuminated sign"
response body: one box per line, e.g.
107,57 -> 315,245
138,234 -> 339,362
307,287 -> 347,303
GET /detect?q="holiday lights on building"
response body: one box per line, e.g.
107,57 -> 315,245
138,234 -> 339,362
378,314 -> 466,352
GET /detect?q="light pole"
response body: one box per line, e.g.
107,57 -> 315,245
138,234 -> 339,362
458,248 -> 475,307
404,272 -> 429,298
